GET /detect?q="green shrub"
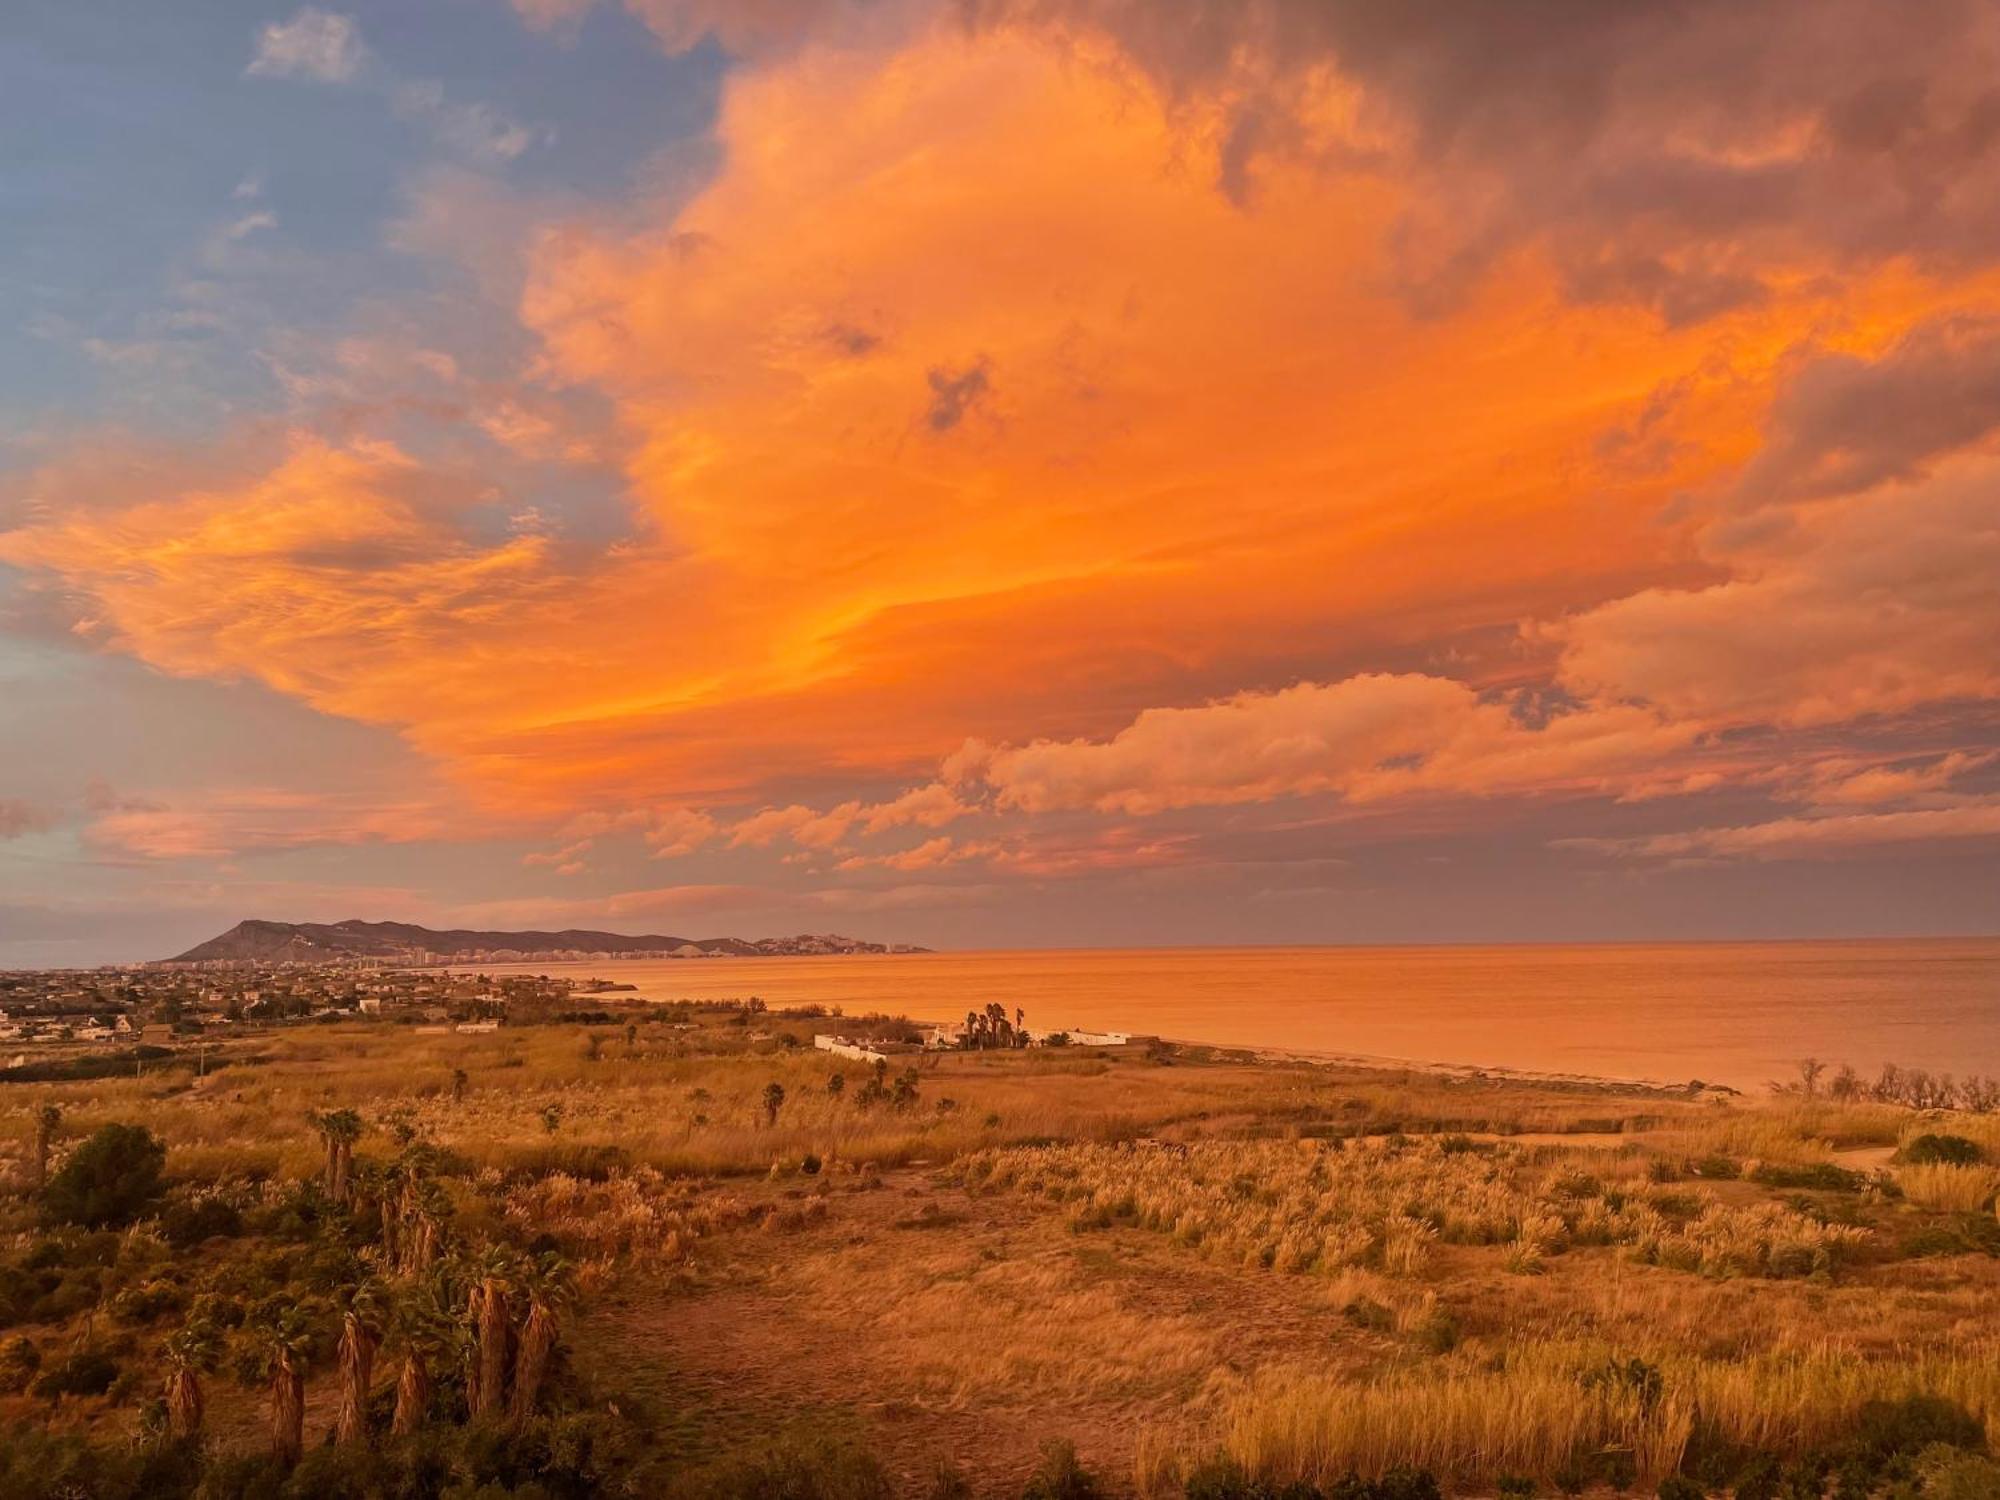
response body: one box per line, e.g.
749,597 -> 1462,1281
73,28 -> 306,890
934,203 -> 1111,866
41,1124 -> 166,1228
159,1195 -> 245,1247
1851,1396 -> 1985,1463
1910,1444 -> 2000,1499
1656,1482 -> 1705,1500
31,1346 -> 121,1399
1749,1163 -> 1866,1192
1901,1135 -> 1983,1166
1021,1441 -> 1104,1500
1414,1306 -> 1460,1354
1498,1477 -> 1538,1500
0,1336 -> 40,1394
1183,1455 -> 1323,1499
699,1434 -> 894,1500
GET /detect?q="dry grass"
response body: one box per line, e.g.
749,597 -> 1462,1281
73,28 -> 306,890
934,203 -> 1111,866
958,1136 -> 1868,1281
1899,1163 -> 1999,1212
9,1017 -> 2000,1489
1213,1341 -> 2000,1488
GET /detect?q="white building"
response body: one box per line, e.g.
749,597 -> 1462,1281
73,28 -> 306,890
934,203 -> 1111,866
813,1034 -> 887,1064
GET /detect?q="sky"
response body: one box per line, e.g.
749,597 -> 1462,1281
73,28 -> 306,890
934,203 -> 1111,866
2,1 -> 1999,964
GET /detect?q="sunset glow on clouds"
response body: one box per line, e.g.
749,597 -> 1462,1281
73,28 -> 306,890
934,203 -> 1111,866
3,1 -> 1998,960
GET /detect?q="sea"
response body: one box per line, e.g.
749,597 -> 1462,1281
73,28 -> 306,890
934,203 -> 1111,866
466,938 -> 2000,1093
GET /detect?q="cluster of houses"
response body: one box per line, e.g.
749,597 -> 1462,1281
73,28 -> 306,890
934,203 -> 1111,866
813,1023 -> 1152,1063
0,963 -> 630,1069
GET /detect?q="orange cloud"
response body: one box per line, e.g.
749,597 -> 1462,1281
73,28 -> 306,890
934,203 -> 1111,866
6,9 -> 1999,894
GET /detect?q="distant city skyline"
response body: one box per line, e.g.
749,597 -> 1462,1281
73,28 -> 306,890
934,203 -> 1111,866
4,2 -> 1999,965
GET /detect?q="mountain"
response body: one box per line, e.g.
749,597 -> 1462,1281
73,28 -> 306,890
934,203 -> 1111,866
163,918 -> 923,965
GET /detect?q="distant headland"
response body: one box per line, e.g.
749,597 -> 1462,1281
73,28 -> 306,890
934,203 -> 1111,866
159,918 -> 928,966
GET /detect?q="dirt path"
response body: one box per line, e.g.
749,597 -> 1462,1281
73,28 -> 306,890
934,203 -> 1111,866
576,1167 -> 1376,1496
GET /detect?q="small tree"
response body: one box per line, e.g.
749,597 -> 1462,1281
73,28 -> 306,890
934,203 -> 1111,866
1797,1058 -> 1826,1099
42,1123 -> 165,1227
762,1082 -> 787,1128
540,1103 -> 564,1136
827,1072 -> 846,1099
451,1069 -> 469,1104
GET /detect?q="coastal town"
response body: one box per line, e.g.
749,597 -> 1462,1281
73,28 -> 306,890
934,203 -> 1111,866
0,965 -> 629,1064
0,960 -> 1155,1080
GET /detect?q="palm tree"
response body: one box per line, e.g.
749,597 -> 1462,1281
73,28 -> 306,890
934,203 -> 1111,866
161,1320 -> 218,1441
388,1277 -> 459,1436
382,1139 -> 448,1274
507,1252 -> 576,1425
762,1081 -> 786,1128
257,1304 -> 319,1465
32,1103 -> 61,1193
463,1246 -> 516,1419
334,1279 -> 386,1445
307,1109 -> 364,1205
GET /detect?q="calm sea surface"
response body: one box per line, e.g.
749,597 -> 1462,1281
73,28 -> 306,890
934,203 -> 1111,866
468,940 -> 2000,1091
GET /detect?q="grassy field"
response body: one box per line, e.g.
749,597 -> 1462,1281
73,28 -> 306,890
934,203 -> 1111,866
3,1008 -> 1999,1497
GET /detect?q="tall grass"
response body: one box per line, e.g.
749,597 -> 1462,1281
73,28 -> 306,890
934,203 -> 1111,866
959,1137 -> 1866,1281
1220,1342 -> 2000,1487
1899,1163 -> 1999,1212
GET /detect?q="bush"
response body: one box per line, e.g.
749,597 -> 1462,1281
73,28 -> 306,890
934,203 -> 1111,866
41,1124 -> 166,1228
1657,1479 -> 1705,1500
1021,1441 -> 1104,1500
700,1434 -> 893,1500
1851,1396 -> 1985,1462
1911,1445 -> 2000,1499
31,1346 -> 121,1399
1749,1163 -> 1865,1192
1901,1135 -> 1983,1166
1183,1455 -> 1323,1499
160,1195 -> 245,1247
0,1336 -> 40,1394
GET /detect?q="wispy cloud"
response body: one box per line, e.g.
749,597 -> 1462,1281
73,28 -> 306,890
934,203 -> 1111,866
248,8 -> 369,83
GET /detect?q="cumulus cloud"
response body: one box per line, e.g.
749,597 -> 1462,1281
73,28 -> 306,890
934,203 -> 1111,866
1551,458 -> 2000,728
1732,316 -> 2000,504
970,675 -> 1697,816
248,8 -> 369,82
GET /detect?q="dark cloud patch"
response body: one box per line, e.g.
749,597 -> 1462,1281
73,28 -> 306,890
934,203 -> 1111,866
1738,316 -> 2000,503
824,321 -> 881,357
966,0 -> 2000,321
924,356 -> 992,432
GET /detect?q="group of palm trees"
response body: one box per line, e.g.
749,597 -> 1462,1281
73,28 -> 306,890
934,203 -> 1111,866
160,1114 -> 577,1466
960,1002 -> 1031,1050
